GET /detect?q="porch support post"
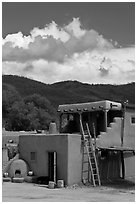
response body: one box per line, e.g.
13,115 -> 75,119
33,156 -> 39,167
79,113 -> 82,134
79,112 -> 84,139
104,110 -> 108,132
120,151 -> 125,179
59,113 -> 63,133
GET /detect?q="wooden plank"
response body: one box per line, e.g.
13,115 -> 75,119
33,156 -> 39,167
53,152 -> 57,183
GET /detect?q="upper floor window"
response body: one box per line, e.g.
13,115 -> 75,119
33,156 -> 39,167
131,117 -> 135,124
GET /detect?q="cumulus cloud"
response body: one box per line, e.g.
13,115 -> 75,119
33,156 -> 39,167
2,18 -> 135,84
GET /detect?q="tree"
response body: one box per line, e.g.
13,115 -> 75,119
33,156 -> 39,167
2,83 -> 22,128
6,101 -> 30,131
2,85 -> 58,131
24,94 -> 57,129
24,94 -> 56,115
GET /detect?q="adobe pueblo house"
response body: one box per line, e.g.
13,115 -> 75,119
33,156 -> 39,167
57,100 -> 135,184
4,100 -> 135,186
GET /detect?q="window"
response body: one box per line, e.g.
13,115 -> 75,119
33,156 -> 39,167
30,152 -> 36,161
131,117 -> 135,124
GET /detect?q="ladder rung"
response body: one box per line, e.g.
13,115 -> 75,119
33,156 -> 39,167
83,152 -> 93,154
83,161 -> 89,163
82,170 -> 89,173
91,164 -> 96,167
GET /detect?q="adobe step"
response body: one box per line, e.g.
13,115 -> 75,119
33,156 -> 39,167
100,132 -> 107,137
113,117 -> 121,123
106,127 -> 112,132
109,122 -> 116,128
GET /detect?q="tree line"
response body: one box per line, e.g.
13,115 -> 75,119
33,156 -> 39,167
2,83 -> 58,131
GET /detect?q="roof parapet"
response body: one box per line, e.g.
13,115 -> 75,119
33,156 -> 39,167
58,100 -> 122,113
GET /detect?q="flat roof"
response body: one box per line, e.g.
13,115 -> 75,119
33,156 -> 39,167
98,146 -> 135,152
58,100 -> 122,113
19,133 -> 81,137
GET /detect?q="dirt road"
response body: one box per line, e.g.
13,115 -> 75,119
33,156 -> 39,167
2,182 -> 135,202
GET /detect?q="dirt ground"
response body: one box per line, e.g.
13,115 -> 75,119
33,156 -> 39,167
2,180 -> 135,202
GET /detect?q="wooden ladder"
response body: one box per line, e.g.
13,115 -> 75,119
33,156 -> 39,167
80,120 -> 101,186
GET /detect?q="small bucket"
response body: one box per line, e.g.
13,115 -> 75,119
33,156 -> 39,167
48,181 -> 55,189
57,180 -> 64,188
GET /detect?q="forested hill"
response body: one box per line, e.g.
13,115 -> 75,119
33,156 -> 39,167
2,75 -> 135,131
2,75 -> 135,108
3,75 -> 135,108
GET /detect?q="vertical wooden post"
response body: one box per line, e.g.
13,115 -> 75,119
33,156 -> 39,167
120,151 -> 125,179
79,112 -> 84,183
93,123 -> 96,149
120,101 -> 127,179
121,117 -> 124,147
104,110 -> 108,132
121,102 -> 127,147
79,113 -> 82,135
59,113 -> 62,133
53,152 -> 57,183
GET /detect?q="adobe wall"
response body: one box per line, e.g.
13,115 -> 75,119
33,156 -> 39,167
124,109 -> 135,181
67,134 -> 82,185
96,117 -> 122,148
19,134 -> 68,184
124,154 -> 135,181
97,109 -> 135,150
19,134 -> 82,185
2,148 -> 8,164
124,110 -> 135,149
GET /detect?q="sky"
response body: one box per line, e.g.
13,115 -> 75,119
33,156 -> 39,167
2,2 -> 135,84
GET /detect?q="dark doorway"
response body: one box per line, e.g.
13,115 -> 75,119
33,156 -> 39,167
48,152 -> 57,182
96,111 -> 104,134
